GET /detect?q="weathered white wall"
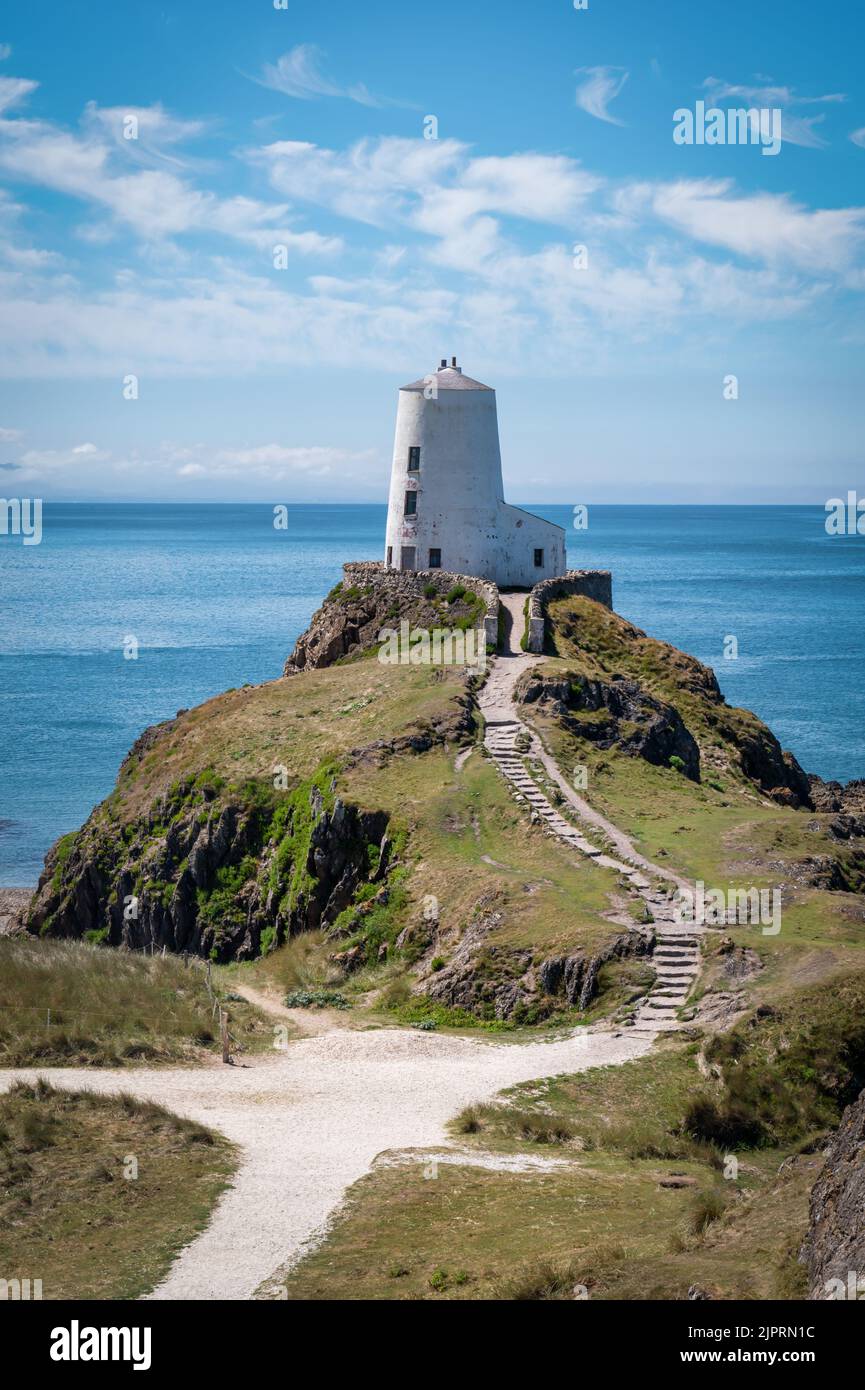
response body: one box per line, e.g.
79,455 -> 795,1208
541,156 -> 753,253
384,366 -> 565,588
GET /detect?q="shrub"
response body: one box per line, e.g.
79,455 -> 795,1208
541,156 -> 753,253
446,585 -> 466,604
688,1185 -> 728,1237
669,755 -> 686,774
492,1256 -> 588,1301
284,988 -> 350,1010
423,584 -> 438,599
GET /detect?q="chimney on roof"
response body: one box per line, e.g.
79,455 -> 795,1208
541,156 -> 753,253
440,358 -> 447,369
451,356 -> 457,368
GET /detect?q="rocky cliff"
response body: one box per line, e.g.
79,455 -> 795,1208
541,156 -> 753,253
285,562 -> 497,674
28,765 -> 395,964
516,669 -> 703,781
802,1086 -> 865,1299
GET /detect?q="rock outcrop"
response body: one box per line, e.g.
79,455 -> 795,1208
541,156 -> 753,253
809,776 -> 865,839
419,894 -> 652,1023
27,774 -> 393,964
801,1086 -> 865,1299
0,888 -> 31,937
516,669 -> 702,781
285,562 -> 498,674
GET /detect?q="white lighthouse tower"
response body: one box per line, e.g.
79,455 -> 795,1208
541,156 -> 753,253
384,358 -> 565,588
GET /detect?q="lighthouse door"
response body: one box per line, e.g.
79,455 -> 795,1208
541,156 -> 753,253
400,546 -> 416,571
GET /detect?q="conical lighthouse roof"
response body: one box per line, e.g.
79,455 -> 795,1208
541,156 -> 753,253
400,362 -> 493,392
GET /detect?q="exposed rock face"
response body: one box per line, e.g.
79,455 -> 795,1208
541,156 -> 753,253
517,670 -> 702,781
538,929 -> 654,1010
285,562 -> 498,675
421,896 -> 652,1023
28,779 -> 392,964
735,727 -> 812,809
809,776 -> 865,838
0,888 -> 31,937
801,1087 -> 865,1299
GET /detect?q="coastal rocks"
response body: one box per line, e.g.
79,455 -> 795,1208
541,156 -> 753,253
0,888 -> 31,937
801,1086 -> 865,1299
517,670 -> 702,781
735,728 -> 812,809
27,779 -> 393,965
808,776 -> 865,839
284,562 -> 498,675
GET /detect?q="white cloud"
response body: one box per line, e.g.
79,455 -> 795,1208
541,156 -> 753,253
0,44 -> 11,61
0,75 -> 37,113
574,66 -> 628,125
701,78 -> 846,149
851,128 -> 865,148
250,136 -> 465,226
0,424 -> 21,440
0,93 -> 341,254
12,437 -> 379,494
634,179 -> 865,272
254,45 -> 395,109
81,101 -> 209,168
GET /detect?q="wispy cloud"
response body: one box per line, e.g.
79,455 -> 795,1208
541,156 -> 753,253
0,43 -> 12,61
254,45 -> 400,109
0,74 -> 37,113
574,66 -> 628,126
851,128 -> 865,149
0,87 -> 342,253
624,177 -> 865,273
702,77 -> 847,148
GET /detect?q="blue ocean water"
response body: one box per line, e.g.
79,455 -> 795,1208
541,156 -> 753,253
1,503 -> 863,886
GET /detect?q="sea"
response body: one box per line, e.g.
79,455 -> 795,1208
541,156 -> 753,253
1,503 -> 863,887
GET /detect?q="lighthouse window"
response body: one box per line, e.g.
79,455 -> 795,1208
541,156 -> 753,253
428,548 -> 441,569
404,490 -> 417,516
407,447 -> 421,471
533,548 -> 544,568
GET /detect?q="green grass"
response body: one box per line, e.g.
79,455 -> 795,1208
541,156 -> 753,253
103,662 -> 469,824
0,1079 -> 235,1299
0,938 -> 272,1066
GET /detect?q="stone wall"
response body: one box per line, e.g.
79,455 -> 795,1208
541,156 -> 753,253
343,561 -> 500,647
526,570 -> 613,653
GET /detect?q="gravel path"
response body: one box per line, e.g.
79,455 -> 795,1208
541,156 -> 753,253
0,1023 -> 650,1300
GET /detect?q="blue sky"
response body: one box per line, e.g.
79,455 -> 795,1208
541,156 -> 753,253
0,0 -> 862,502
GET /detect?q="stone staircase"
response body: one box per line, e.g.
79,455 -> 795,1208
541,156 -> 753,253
481,712 -> 704,1037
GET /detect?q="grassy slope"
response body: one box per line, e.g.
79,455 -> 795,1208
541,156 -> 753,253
104,662 -> 469,825
519,597 -> 865,1006
274,598 -> 865,1300
0,1079 -> 235,1300
0,938 -> 275,1066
